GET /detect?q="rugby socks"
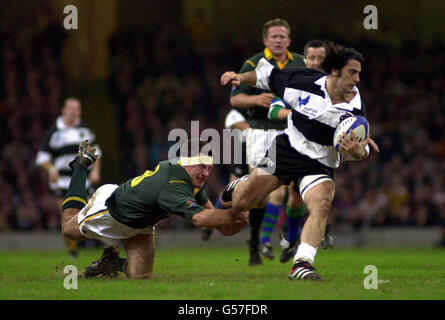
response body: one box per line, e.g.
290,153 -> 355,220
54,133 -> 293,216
286,204 -> 305,243
62,164 -> 88,211
248,207 -> 266,248
260,202 -> 282,245
294,242 -> 317,265
65,238 -> 78,254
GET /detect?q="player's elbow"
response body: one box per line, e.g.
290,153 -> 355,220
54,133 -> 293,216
190,214 -> 207,228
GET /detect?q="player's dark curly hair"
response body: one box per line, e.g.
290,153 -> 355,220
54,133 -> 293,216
320,41 -> 364,75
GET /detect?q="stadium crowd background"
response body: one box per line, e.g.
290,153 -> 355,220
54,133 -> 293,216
0,1 -> 444,245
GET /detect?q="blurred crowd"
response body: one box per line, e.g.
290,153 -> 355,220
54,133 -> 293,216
0,3 -> 67,231
0,11 -> 444,245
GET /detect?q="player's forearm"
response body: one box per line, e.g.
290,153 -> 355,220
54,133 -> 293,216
240,71 -> 257,86
277,109 -> 291,120
191,208 -> 234,228
230,94 -> 260,108
268,106 -> 291,121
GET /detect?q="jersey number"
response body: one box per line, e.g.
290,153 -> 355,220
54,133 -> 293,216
130,165 -> 160,187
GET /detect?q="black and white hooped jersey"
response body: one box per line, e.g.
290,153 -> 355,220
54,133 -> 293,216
35,116 -> 102,192
254,58 -> 368,168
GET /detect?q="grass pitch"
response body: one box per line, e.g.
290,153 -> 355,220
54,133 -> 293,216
1,247 -> 444,300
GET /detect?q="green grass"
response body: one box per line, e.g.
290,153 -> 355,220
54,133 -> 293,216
1,247 -> 445,300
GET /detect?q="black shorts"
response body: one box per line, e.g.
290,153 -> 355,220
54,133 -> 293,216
257,133 -> 334,187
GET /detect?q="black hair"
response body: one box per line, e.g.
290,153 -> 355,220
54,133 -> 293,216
303,39 -> 325,57
319,41 -> 364,74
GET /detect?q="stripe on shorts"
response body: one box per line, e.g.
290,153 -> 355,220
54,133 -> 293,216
78,209 -> 109,226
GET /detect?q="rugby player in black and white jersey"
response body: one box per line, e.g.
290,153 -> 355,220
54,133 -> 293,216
221,42 -> 379,280
36,97 -> 102,258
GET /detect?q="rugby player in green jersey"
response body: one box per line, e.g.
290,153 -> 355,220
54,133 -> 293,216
61,139 -> 247,279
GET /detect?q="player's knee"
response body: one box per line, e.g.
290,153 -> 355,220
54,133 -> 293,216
288,194 -> 304,209
308,197 -> 332,217
268,186 -> 286,205
61,224 -> 77,240
61,221 -> 84,241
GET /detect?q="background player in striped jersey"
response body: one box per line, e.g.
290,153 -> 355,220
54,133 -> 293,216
230,18 -> 306,266
221,42 -> 379,280
35,97 -> 102,258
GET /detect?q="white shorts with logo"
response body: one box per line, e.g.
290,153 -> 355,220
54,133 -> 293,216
78,184 -> 155,246
246,128 -> 284,169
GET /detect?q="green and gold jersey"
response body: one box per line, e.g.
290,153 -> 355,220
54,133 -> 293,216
231,48 -> 305,130
105,160 -> 208,228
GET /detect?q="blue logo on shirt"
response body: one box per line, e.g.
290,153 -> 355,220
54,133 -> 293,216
299,96 -> 310,106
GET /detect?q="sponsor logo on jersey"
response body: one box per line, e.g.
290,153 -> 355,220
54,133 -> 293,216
186,200 -> 197,208
298,95 -> 310,106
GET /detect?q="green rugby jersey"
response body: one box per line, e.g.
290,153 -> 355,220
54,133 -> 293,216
231,48 -> 305,130
105,160 -> 208,228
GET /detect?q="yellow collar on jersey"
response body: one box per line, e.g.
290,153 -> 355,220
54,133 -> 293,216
264,48 -> 294,69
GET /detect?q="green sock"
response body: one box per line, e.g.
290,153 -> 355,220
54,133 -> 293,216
62,164 -> 88,211
287,204 -> 305,218
286,204 -> 305,243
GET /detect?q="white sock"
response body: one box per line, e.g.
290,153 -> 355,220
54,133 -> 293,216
294,243 -> 317,265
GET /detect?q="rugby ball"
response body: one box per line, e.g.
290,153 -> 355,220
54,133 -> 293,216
333,115 -> 369,152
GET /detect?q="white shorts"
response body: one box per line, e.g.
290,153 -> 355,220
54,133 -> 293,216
299,174 -> 334,201
246,128 -> 284,168
78,184 -> 155,246
224,109 -> 247,129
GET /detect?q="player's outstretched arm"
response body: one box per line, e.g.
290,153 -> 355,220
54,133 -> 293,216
221,71 -> 257,87
216,211 -> 249,236
230,93 -> 274,109
191,208 -> 248,235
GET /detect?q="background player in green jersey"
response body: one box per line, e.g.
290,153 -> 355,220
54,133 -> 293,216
230,18 -> 306,265
61,139 -> 247,279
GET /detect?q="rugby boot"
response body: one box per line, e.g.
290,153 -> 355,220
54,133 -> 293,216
321,224 -> 334,249
260,242 -> 275,260
84,246 -> 126,278
288,259 -> 323,281
69,140 -> 98,171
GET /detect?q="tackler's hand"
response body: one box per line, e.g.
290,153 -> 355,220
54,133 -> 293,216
221,71 -> 242,87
